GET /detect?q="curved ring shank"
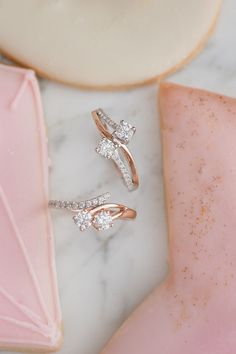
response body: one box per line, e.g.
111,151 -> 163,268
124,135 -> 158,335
90,203 -> 137,221
49,198 -> 136,221
92,110 -> 116,140
92,109 -> 139,191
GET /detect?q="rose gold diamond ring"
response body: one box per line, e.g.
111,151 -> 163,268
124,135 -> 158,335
49,192 -> 136,232
92,108 -> 139,191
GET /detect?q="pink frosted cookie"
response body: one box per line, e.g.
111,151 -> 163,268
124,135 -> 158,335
101,82 -> 236,354
0,64 -> 62,352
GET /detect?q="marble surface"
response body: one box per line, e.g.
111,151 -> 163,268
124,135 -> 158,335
2,0 -> 236,353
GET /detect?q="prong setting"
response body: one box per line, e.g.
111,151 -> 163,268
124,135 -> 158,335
96,137 -> 117,159
92,210 -> 113,231
73,210 -> 92,231
113,120 -> 136,144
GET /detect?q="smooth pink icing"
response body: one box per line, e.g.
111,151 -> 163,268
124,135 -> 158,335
0,64 -> 62,350
101,83 -> 236,354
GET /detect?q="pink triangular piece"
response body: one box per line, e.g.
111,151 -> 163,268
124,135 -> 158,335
0,64 -> 62,351
101,82 -> 236,354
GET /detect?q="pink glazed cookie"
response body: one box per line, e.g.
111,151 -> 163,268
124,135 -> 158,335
101,82 -> 236,354
0,64 -> 62,352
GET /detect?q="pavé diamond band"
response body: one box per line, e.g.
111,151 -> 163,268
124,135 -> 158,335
49,193 -> 136,232
92,108 -> 139,191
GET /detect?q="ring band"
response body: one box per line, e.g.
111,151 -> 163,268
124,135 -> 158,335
92,109 -> 139,191
49,193 -> 136,232
49,192 -> 111,211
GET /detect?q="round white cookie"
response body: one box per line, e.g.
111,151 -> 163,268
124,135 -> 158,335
0,0 -> 221,89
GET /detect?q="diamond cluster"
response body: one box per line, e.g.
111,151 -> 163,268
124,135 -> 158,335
92,210 -> 113,231
73,210 -> 92,231
73,209 -> 113,231
114,120 -> 136,144
95,109 -> 135,145
96,138 -> 117,159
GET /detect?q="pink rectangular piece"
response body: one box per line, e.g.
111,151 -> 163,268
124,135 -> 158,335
101,82 -> 236,354
0,64 -> 62,352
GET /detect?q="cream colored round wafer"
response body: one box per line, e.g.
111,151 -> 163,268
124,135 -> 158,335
0,0 -> 222,89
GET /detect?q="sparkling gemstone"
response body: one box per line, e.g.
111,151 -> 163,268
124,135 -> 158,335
92,210 -> 113,231
96,138 -> 117,159
85,200 -> 92,208
73,210 -> 92,231
54,201 -> 60,208
92,199 -> 98,206
78,201 -> 86,209
114,120 -> 135,144
71,202 -> 79,209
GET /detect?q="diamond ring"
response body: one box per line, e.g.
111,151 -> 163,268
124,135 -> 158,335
49,192 -> 136,232
92,109 -> 139,191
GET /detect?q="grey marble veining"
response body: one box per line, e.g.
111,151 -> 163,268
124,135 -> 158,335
2,0 -> 236,353
44,82 -> 168,354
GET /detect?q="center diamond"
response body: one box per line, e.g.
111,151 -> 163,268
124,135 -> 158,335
96,137 -> 117,159
114,120 -> 136,144
73,210 -> 92,231
92,210 -> 113,231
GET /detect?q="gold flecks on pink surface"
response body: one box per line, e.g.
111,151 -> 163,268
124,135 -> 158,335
101,82 -> 236,354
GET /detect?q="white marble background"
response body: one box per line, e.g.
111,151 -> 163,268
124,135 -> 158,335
3,0 -> 236,353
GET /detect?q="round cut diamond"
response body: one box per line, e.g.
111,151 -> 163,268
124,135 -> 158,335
92,210 -> 113,231
78,201 -> 86,209
73,210 -> 92,231
96,138 -> 117,159
71,202 -> 79,209
114,120 -> 135,144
